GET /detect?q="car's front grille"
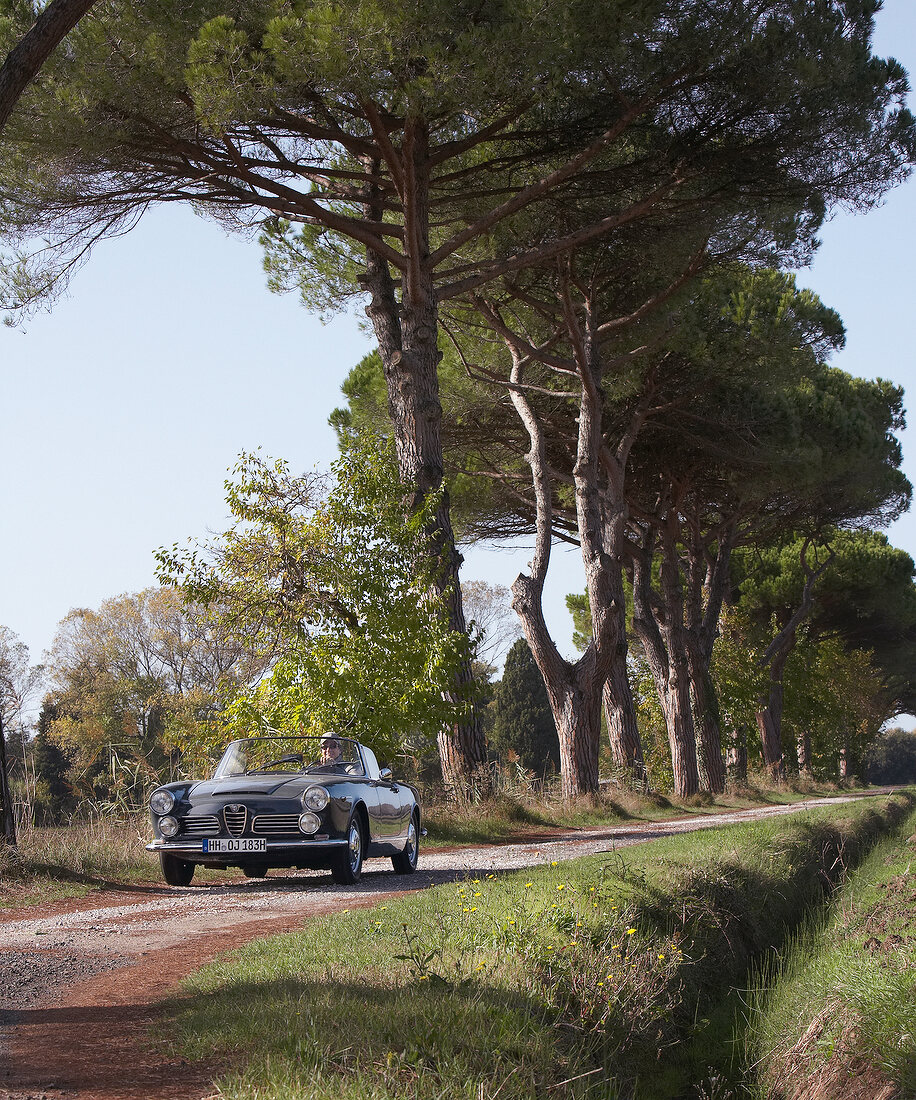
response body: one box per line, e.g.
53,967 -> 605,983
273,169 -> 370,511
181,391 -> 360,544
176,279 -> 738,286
252,814 -> 303,835
180,815 -> 220,836
223,806 -> 248,836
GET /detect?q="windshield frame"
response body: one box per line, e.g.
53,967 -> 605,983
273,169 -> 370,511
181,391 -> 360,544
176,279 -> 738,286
212,736 -> 365,779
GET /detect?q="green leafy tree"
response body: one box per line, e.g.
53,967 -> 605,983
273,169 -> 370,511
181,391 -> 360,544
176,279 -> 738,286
42,587 -> 268,808
864,727 -> 916,785
734,529 -> 916,776
159,436 -> 470,768
491,639 -> 559,777
30,701 -> 75,824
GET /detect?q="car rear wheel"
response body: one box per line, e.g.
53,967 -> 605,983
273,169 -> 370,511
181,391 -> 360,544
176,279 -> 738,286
392,812 -> 419,874
160,852 -> 195,886
242,865 -> 267,879
331,815 -> 365,885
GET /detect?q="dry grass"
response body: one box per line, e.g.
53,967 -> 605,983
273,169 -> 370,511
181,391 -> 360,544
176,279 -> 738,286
0,815 -> 157,908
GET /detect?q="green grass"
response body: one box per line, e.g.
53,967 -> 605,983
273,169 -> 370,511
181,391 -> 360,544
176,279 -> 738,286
163,793 -> 915,1100
747,805 -> 916,1097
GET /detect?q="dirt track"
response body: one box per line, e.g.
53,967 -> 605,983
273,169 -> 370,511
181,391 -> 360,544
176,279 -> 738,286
0,795 -> 873,1100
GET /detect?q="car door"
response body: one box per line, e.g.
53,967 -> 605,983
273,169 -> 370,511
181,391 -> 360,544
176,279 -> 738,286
359,745 -> 401,850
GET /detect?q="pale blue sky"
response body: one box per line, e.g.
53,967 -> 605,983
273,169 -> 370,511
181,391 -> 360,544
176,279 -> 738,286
2,1 -> 915,687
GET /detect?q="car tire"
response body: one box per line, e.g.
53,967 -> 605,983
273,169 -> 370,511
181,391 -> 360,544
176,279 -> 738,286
391,811 -> 420,875
242,866 -> 266,879
331,814 -> 365,885
160,852 -> 195,886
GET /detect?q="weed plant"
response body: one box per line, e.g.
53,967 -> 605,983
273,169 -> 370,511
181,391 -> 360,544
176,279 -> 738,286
165,795 -> 913,1100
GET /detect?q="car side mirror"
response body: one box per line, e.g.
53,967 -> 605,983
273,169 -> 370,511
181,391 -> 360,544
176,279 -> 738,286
379,767 -> 393,782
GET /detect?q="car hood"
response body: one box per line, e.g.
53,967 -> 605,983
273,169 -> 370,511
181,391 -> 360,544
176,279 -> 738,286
189,775 -> 312,799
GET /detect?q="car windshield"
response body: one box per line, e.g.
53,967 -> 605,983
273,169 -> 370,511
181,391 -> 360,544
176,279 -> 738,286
212,736 -> 363,778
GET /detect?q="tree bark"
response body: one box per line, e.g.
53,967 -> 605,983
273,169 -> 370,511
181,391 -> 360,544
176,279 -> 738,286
725,722 -> 748,787
0,712 -> 17,847
796,728 -> 813,778
686,638 -> 726,793
0,0 -> 97,132
754,541 -> 832,786
362,138 -> 486,795
513,575 -> 602,797
603,650 -> 646,783
631,536 -> 700,798
755,671 -> 787,781
838,741 -> 850,780
682,525 -> 733,794
498,317 -> 613,799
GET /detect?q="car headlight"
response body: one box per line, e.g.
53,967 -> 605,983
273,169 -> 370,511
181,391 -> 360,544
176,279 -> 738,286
159,815 -> 179,837
302,785 -> 329,811
298,812 -> 320,834
150,789 -> 175,815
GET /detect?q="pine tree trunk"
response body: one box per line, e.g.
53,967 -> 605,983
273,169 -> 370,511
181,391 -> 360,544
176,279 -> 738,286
555,683 -> 602,798
0,712 -> 17,847
796,729 -> 813,778
661,662 -> 700,798
686,641 -> 726,793
725,723 -> 748,787
603,658 -> 645,783
756,656 -> 788,782
602,566 -> 645,782
755,700 -> 786,782
512,575 -> 602,799
362,132 -> 485,795
631,541 -> 700,799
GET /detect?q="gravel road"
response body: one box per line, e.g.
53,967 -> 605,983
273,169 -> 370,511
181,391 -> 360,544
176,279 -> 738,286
0,793 -> 871,1100
0,795 -> 862,1011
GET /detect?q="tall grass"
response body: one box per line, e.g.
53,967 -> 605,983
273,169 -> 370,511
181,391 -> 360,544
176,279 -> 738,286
0,815 -> 156,907
746,806 -> 916,1098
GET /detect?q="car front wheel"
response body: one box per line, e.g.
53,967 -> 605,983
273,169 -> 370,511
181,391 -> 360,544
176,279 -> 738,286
160,852 -> 195,886
331,816 -> 364,885
392,812 -> 419,874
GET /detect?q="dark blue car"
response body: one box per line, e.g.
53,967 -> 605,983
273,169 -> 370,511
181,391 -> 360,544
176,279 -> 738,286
146,735 -> 420,886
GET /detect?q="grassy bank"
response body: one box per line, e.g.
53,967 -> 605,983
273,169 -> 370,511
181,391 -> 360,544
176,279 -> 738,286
162,793 -> 915,1100
0,815 -> 153,908
747,805 -> 916,1099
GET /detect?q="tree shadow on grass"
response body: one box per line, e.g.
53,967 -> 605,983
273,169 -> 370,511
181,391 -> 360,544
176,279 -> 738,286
166,974 -> 609,1100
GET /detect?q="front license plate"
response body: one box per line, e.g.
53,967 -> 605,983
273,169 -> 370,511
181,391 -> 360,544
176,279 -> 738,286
202,838 -> 267,853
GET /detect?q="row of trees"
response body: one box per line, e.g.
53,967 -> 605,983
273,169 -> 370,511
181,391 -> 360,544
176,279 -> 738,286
0,3 -> 914,807
337,263 -> 916,795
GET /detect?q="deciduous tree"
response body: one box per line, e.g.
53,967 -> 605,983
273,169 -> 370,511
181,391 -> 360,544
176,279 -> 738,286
159,437 -> 470,766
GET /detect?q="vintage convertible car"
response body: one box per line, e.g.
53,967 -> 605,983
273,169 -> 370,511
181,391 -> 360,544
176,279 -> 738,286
145,735 -> 420,886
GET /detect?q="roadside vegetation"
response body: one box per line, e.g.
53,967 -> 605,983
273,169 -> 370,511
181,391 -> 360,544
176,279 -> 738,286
0,777 -> 866,910
748,805 -> 916,1099
161,793 -> 914,1100
0,814 -> 227,908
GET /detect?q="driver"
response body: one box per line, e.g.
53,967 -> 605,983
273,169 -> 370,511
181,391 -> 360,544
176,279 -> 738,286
317,736 -> 348,771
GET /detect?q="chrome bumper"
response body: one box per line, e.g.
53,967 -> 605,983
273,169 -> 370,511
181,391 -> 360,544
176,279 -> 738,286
146,838 -> 347,855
